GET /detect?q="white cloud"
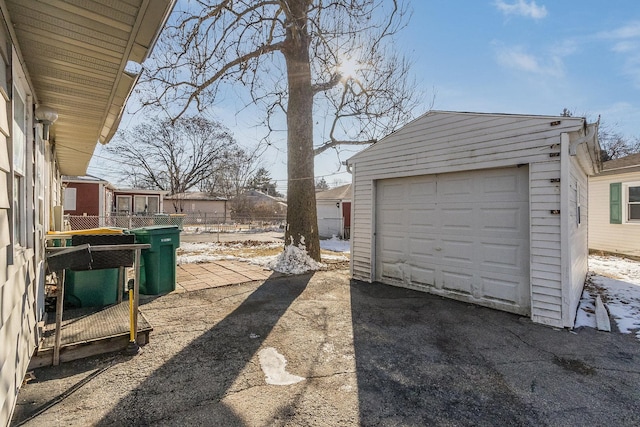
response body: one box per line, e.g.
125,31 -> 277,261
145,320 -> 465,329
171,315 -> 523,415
598,22 -> 640,40
494,0 -> 548,20
597,21 -> 640,88
495,45 -> 563,77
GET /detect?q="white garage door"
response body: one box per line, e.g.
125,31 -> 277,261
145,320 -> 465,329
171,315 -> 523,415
375,166 -> 530,315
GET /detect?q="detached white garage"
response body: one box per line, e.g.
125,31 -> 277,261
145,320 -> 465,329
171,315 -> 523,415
347,111 -> 600,328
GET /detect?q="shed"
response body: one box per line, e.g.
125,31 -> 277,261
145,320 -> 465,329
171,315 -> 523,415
316,184 -> 351,239
588,153 -> 640,257
164,192 -> 230,222
347,111 -> 600,328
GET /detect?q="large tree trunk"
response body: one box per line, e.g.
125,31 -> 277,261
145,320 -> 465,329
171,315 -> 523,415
283,2 -> 320,261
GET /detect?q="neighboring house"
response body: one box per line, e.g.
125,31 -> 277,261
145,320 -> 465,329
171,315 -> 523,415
164,192 -> 230,222
63,175 -> 114,218
113,189 -> 168,215
0,1 -> 174,424
316,184 -> 351,239
347,111 -> 600,329
232,189 -> 287,219
588,153 -> 640,257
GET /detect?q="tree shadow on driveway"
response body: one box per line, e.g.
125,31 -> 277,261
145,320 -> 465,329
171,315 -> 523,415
95,273 -> 312,426
349,280 -> 640,426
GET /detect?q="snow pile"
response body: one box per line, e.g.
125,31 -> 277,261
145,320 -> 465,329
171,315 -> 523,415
320,235 -> 350,253
576,255 -> 640,340
264,241 -> 325,275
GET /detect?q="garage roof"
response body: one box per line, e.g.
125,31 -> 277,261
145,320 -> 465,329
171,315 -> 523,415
4,0 -> 175,176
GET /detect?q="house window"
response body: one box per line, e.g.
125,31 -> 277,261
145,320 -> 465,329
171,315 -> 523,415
12,83 -> 27,246
134,195 -> 159,215
116,196 -> 131,214
611,182 -> 640,224
629,185 -> 640,221
63,187 -> 77,211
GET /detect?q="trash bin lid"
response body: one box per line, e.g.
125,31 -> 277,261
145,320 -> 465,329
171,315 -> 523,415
128,225 -> 179,234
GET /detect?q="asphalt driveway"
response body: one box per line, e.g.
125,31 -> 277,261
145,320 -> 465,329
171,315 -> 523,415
12,269 -> 640,426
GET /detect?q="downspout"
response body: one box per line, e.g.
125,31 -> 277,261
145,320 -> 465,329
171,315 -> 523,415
569,123 -> 596,156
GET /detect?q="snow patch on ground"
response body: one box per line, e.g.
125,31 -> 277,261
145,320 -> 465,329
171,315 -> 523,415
177,238 -> 349,266
258,347 -> 305,386
320,236 -> 350,253
576,255 -> 640,340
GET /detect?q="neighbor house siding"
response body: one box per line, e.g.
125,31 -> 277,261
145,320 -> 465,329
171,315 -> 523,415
589,170 -> 640,257
349,112 -> 587,328
64,182 -> 100,216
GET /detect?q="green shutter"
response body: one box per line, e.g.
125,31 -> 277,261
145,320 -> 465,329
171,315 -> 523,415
610,182 -> 622,224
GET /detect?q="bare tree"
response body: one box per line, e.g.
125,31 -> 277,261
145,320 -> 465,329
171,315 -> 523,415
202,147 -> 259,198
140,0 -> 417,260
561,108 -> 640,161
108,116 -> 236,212
598,125 -> 640,161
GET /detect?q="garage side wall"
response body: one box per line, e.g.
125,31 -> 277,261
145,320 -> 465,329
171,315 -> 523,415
562,149 -> 590,327
350,113 -> 585,326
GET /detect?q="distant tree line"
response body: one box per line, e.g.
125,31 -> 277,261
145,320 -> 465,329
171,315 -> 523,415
109,115 -> 284,213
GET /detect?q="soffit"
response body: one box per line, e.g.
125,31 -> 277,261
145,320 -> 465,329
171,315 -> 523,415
5,0 -> 174,176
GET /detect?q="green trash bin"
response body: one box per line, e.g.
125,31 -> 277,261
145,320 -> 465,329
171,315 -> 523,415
128,225 -> 180,295
65,269 -> 119,308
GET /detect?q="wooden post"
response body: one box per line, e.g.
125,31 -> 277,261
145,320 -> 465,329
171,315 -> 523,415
117,266 -> 125,303
53,269 -> 65,366
133,248 -> 141,343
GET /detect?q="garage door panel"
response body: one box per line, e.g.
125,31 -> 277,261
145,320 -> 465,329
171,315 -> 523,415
379,181 -> 407,200
381,262 -> 404,281
440,239 -> 474,264
379,207 -> 405,226
376,166 -> 530,316
408,179 -> 437,197
479,241 -> 525,271
440,207 -> 474,231
441,270 -> 474,295
409,237 -> 437,259
479,205 -> 527,233
408,207 -> 437,228
409,266 -> 436,287
480,275 -> 524,304
438,176 -> 474,198
380,235 -> 405,255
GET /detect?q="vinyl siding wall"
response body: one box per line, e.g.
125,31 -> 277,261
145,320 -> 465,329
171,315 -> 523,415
588,170 -> 640,257
0,34 -> 50,426
350,112 -> 586,327
562,146 -> 590,327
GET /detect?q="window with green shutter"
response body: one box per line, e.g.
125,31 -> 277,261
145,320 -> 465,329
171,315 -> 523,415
610,182 -> 622,224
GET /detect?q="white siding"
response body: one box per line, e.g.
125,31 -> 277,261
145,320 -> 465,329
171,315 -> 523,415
588,171 -> 640,257
350,111 -> 587,328
317,201 -> 343,238
561,143 -> 590,327
1,41 -> 44,427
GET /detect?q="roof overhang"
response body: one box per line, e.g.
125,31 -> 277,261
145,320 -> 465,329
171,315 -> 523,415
4,0 -> 175,176
570,123 -> 601,176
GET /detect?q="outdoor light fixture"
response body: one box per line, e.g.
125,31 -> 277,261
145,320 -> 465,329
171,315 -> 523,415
35,105 -> 58,140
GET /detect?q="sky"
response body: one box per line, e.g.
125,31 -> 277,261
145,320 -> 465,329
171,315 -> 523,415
88,0 -> 640,195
